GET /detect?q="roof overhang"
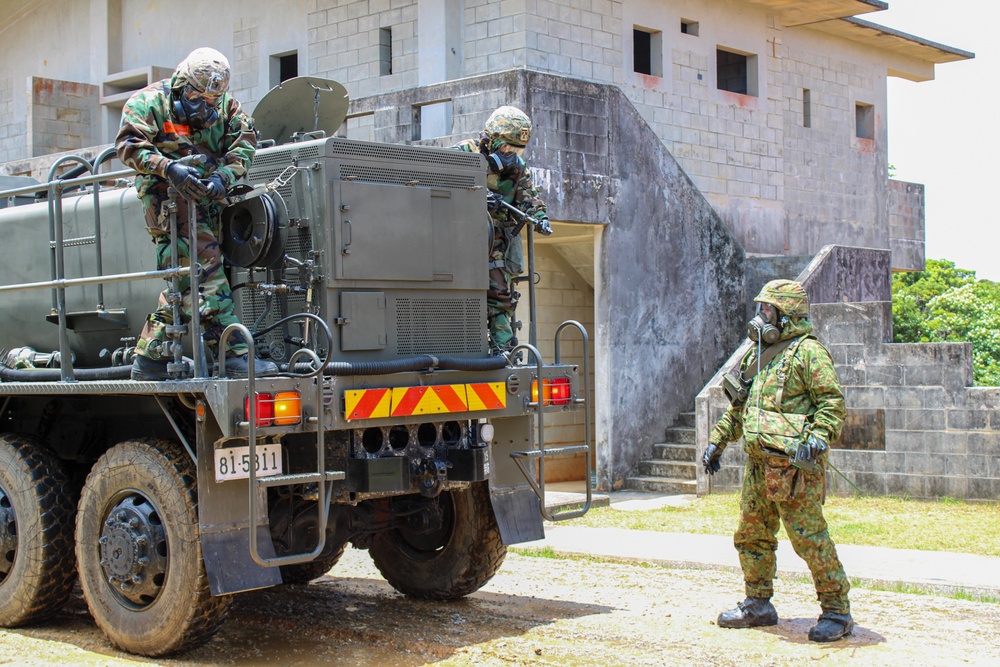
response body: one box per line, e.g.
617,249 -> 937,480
807,17 -> 975,81
743,0 -> 887,27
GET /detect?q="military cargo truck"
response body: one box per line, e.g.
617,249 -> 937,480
0,78 -> 590,656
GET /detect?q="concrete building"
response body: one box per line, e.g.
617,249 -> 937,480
2,1 -> 988,498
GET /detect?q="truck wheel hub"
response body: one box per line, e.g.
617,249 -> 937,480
0,486 -> 17,583
99,493 -> 168,608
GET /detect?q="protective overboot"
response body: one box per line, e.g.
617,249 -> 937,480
131,355 -> 171,381
717,598 -> 778,629
224,354 -> 279,378
808,612 -> 854,642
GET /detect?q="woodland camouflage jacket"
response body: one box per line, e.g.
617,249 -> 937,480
116,73 -> 255,198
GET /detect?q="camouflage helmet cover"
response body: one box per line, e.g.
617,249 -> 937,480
173,47 -> 231,95
754,279 -> 809,317
484,106 -> 532,147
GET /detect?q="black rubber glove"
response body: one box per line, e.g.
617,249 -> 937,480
702,443 -> 723,475
201,173 -> 227,201
165,162 -> 207,200
534,215 -> 552,236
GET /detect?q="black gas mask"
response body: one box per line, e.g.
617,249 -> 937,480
173,85 -> 220,130
747,303 -> 781,345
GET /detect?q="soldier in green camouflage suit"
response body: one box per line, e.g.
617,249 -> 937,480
454,106 -> 552,353
117,47 -> 276,379
703,280 -> 854,642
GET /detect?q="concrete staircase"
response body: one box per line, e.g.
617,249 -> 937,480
626,411 -> 697,494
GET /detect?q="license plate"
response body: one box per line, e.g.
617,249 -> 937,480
214,444 -> 283,482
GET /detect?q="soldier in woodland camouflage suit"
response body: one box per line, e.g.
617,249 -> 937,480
703,280 -> 855,642
117,47 -> 277,380
454,106 -> 552,353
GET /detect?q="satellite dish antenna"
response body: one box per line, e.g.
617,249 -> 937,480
252,77 -> 349,146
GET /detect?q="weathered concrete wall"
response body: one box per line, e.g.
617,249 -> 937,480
26,77 -> 100,158
696,246 -> 1000,500
888,179 -> 925,272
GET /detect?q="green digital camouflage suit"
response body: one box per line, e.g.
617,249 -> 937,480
454,107 -> 549,352
116,51 -> 256,361
710,284 -> 850,616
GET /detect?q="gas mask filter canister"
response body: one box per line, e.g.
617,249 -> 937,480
747,305 -> 781,345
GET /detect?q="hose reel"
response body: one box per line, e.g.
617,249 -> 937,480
220,190 -> 288,269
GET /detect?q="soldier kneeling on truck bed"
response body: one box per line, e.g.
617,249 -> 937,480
116,47 -> 278,380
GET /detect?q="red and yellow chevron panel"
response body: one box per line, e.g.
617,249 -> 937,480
344,382 -> 507,421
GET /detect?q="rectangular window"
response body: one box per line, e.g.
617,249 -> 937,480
803,88 -> 811,128
633,27 -> 662,77
716,48 -> 757,96
379,27 -> 393,76
269,51 -> 299,88
680,19 -> 699,36
856,102 -> 874,140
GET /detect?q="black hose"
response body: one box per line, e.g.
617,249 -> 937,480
286,354 -> 508,376
0,364 -> 132,382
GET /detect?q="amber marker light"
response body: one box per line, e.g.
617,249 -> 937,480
273,391 -> 302,425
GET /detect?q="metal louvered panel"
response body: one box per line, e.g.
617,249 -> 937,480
327,139 -> 482,168
395,298 -> 485,355
340,165 -> 477,189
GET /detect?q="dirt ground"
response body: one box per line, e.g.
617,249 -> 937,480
1,546 -> 998,667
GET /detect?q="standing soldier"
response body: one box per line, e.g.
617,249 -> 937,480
703,280 -> 854,642
116,47 -> 277,380
454,106 -> 552,354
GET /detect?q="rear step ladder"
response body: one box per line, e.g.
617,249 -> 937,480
223,323 -> 345,568
510,320 -> 592,521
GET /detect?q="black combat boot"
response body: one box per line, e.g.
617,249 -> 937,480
717,597 -> 779,629
808,612 -> 854,642
223,354 -> 279,378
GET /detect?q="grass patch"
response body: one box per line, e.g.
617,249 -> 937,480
571,493 -> 1000,557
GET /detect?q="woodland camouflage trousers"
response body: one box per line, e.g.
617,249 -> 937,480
734,451 -> 851,614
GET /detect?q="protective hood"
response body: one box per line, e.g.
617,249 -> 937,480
777,313 -> 813,341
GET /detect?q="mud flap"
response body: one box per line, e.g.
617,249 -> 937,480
196,398 -> 283,594
202,525 -> 282,595
488,414 -> 544,545
489,485 -> 544,544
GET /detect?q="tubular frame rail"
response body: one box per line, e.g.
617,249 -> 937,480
509,320 -> 593,522
221,315 -> 344,568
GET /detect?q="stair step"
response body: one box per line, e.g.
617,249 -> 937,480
625,476 -> 697,494
639,460 -> 696,480
653,443 -> 696,462
675,411 -> 695,428
664,426 -> 695,444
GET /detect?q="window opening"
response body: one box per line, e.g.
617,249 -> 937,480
633,27 -> 662,77
856,102 -> 874,140
380,27 -> 393,76
717,48 -> 757,96
803,88 -> 811,128
680,19 -> 699,36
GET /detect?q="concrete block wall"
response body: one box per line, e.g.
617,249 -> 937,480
696,247 -> 1000,501
309,0 -> 419,99
232,17 -> 262,110
0,77 -> 27,164
26,77 -> 99,159
888,179 -> 925,272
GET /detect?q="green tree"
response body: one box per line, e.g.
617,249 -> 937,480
892,259 -> 1000,385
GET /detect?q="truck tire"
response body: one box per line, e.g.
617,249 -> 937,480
279,544 -> 346,585
369,482 -> 506,600
75,438 -> 232,656
0,433 -> 77,626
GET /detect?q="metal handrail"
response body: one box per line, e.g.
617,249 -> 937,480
552,320 -> 592,519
